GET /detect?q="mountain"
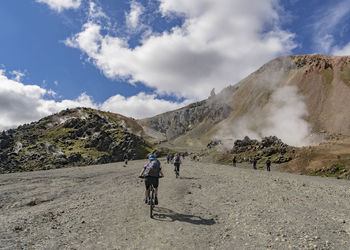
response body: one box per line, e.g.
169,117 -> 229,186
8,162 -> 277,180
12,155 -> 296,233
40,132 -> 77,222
0,108 -> 155,173
139,54 -> 350,177
138,87 -> 236,149
140,54 -> 350,148
2,54 -> 350,175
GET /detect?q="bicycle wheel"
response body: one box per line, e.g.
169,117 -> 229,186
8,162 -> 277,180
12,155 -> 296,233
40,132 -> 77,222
150,186 -> 154,218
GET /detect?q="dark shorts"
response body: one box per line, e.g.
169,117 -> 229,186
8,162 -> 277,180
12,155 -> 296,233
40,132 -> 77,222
174,162 -> 180,171
145,176 -> 159,190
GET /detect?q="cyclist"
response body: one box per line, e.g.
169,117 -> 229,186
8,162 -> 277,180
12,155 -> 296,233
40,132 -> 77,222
173,153 -> 181,176
139,154 -> 164,205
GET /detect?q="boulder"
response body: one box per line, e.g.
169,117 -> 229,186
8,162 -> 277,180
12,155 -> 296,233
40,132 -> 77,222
68,153 -> 83,163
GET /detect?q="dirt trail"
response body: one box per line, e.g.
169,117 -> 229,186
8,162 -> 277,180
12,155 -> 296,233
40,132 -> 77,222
1,159 -> 350,249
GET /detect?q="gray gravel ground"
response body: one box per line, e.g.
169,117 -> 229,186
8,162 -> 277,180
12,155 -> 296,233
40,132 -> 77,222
1,159 -> 350,249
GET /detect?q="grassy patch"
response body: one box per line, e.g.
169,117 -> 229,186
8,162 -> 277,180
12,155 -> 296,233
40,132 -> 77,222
322,68 -> 333,85
41,127 -> 74,142
311,163 -> 349,179
112,131 -> 124,141
339,70 -> 350,87
215,152 -> 234,165
135,143 -> 154,159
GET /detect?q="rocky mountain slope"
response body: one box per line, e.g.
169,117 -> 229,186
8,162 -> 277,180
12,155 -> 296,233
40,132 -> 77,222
140,54 -> 350,176
139,87 -> 236,149
141,55 -> 350,147
0,108 -> 154,173
1,54 -> 349,175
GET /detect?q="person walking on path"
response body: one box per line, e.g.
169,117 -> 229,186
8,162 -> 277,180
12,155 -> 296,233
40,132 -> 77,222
253,157 -> 257,170
266,158 -> 271,171
232,156 -> 237,167
166,154 -> 170,164
123,153 -> 128,165
173,153 -> 182,177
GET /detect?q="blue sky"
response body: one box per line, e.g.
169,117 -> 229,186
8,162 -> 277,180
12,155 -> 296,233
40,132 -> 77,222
1,0 -> 350,130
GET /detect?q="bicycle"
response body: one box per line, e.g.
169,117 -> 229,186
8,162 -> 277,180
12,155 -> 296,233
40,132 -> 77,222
139,176 -> 163,218
174,163 -> 180,178
175,168 -> 179,178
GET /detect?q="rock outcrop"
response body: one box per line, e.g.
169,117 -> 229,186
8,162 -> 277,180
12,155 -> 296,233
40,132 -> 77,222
231,136 -> 295,163
0,108 -> 154,173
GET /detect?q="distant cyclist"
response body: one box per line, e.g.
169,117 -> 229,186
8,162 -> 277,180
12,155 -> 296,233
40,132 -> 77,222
173,153 -> 181,176
139,155 -> 164,205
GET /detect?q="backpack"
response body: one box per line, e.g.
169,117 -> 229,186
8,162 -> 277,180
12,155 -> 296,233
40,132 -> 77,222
144,160 -> 161,177
174,155 -> 180,163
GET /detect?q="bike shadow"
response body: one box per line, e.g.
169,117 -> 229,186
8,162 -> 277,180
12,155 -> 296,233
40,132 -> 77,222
178,176 -> 200,180
152,207 -> 215,225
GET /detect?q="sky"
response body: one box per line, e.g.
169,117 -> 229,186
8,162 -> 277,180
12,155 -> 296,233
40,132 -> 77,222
1,0 -> 350,131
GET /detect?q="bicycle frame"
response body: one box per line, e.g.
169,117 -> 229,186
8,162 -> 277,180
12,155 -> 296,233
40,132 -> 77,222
149,184 -> 155,218
139,175 -> 162,219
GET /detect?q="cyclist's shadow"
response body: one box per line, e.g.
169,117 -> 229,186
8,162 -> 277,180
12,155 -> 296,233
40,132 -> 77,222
152,207 -> 215,225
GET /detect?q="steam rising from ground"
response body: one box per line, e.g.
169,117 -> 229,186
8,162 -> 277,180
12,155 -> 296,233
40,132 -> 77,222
216,58 -> 312,147
261,86 -> 310,146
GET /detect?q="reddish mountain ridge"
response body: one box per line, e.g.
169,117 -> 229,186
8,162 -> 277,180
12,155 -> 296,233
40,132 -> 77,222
140,55 -> 350,175
141,54 -> 350,147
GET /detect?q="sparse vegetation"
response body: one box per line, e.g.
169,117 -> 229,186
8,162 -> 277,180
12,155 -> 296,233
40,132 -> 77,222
0,107 -> 155,174
339,69 -> 350,87
311,163 -> 350,179
209,136 -> 294,166
322,68 -> 333,85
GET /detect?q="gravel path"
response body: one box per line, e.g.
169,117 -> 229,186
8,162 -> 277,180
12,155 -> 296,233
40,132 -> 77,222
1,159 -> 350,249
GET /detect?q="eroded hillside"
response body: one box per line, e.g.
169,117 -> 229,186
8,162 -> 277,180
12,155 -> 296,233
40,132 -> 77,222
0,108 -> 154,173
140,55 -> 350,149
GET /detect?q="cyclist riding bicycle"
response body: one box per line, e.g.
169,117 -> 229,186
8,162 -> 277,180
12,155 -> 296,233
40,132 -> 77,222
173,153 -> 181,176
139,154 -> 164,205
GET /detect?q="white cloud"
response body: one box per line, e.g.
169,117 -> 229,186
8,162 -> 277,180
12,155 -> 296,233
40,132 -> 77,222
36,0 -> 81,12
332,42 -> 350,55
47,89 -> 57,97
312,0 -> 350,53
125,1 -> 145,31
0,71 -> 97,131
101,92 -> 191,119
10,70 -> 25,82
88,1 -> 108,23
65,0 -> 296,100
0,70 -> 189,130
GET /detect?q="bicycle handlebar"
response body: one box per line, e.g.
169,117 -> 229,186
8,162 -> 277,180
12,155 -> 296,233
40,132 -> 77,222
138,175 -> 164,178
